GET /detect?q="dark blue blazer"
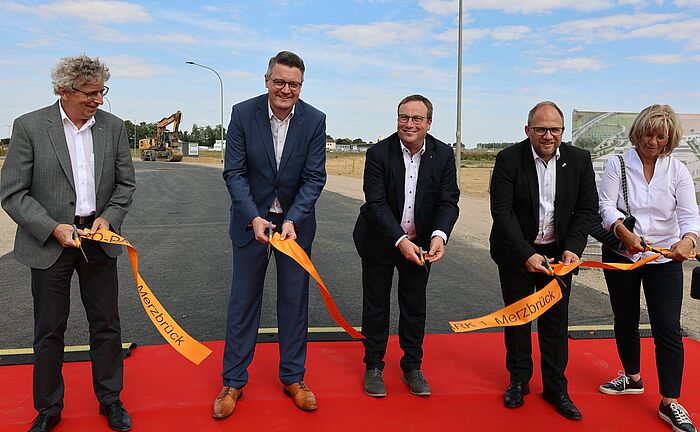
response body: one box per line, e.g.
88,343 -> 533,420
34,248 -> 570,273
223,94 -> 327,247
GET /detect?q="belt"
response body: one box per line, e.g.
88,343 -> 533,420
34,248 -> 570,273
74,214 -> 95,225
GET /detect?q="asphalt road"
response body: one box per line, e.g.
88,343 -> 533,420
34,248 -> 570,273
0,161 -> 620,350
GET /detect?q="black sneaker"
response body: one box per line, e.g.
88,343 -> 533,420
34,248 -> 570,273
659,401 -> 696,432
364,368 -> 386,397
403,370 -> 431,396
599,371 -> 644,395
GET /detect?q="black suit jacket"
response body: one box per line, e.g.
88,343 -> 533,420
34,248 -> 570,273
353,132 -> 460,261
489,139 -> 598,268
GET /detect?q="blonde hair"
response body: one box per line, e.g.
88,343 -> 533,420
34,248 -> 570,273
628,104 -> 683,157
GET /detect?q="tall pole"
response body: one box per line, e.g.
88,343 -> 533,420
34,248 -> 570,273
186,61 -> 225,164
455,0 -> 463,186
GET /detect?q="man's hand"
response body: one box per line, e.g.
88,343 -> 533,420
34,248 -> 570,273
86,217 -> 110,236
52,224 -> 78,248
424,236 -> 445,263
251,216 -> 275,244
667,238 -> 694,262
280,220 -> 297,241
397,238 -> 423,265
560,250 -> 580,265
524,253 -> 552,274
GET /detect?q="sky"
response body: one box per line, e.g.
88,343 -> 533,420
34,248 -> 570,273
1,0 -> 700,146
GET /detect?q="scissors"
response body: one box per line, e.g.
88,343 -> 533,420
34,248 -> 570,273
542,255 -> 566,288
72,224 -> 89,262
418,249 -> 429,273
266,221 -> 273,261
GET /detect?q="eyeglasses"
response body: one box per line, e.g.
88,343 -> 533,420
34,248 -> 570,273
530,127 -> 564,136
398,115 -> 430,125
643,133 -> 669,144
71,85 -> 109,99
270,79 -> 302,91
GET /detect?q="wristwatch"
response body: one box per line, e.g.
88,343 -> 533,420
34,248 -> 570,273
283,219 -> 295,228
683,235 -> 697,249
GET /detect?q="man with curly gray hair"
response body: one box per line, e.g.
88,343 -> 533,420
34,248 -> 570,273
0,55 -> 135,432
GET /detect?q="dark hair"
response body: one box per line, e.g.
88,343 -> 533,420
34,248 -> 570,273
397,94 -> 433,119
266,51 -> 305,79
527,101 -> 564,126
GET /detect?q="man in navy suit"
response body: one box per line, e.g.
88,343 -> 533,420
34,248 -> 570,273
214,51 -> 326,418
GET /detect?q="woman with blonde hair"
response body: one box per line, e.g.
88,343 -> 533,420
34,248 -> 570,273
597,104 -> 700,432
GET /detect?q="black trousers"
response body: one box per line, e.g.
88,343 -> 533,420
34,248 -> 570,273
498,243 -> 573,395
361,247 -> 430,373
30,237 -> 123,415
602,246 -> 684,398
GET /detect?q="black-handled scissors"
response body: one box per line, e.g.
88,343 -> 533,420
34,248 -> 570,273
543,255 -> 566,288
72,224 -> 89,262
266,221 -> 273,261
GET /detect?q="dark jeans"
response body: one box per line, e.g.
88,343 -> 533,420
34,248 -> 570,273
602,246 -> 684,398
31,239 -> 122,415
498,242 -> 572,395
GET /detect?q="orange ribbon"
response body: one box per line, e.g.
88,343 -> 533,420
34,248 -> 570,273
82,228 -> 212,365
269,233 -> 364,339
449,251 -> 682,333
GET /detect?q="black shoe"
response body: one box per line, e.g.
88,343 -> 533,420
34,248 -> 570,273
99,400 -> 132,431
504,381 -> 530,408
599,371 -> 644,395
364,368 -> 387,397
659,400 -> 696,432
542,392 -> 582,420
28,413 -> 61,432
403,370 -> 431,396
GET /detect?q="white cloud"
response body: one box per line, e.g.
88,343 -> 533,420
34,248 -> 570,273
297,21 -> 431,48
420,0 -> 614,14
630,53 -> 700,63
103,56 -> 173,78
527,56 -> 606,74
150,34 -> 197,44
434,25 -> 530,44
675,0 -> 700,6
551,13 -> 682,42
224,70 -> 254,79
0,0 -> 151,23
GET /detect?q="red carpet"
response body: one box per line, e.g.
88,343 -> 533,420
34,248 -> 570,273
2,333 -> 699,431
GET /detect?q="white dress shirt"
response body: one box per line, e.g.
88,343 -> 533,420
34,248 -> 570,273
59,102 -> 96,217
394,140 -> 448,246
599,148 -> 700,263
531,145 -> 559,245
268,102 -> 295,214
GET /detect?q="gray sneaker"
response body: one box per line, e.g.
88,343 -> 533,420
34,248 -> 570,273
364,368 -> 386,397
403,370 -> 431,396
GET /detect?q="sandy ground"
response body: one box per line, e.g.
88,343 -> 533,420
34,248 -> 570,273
2,155 -> 700,338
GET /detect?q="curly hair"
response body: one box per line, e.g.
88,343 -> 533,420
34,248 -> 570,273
51,54 -> 110,95
628,104 -> 683,157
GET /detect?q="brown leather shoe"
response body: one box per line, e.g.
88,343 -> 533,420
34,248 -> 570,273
212,386 -> 242,419
283,381 -> 317,411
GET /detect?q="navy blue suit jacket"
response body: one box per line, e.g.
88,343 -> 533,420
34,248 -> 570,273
223,94 -> 327,247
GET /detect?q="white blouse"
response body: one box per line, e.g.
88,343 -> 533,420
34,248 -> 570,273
598,148 -> 700,263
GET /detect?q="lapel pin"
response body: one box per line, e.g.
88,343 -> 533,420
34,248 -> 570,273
561,162 -> 567,167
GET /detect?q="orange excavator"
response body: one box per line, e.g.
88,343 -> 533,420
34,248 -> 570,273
139,111 -> 184,162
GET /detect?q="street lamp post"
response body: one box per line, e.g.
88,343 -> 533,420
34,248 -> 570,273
186,61 -> 225,164
104,96 -> 112,113
455,0 -> 463,185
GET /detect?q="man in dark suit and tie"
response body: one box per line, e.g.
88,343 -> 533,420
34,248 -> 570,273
353,94 -> 459,398
489,101 -> 598,420
214,51 -> 326,418
0,55 -> 136,432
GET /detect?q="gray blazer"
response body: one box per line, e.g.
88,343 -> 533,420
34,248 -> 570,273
0,101 -> 136,269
